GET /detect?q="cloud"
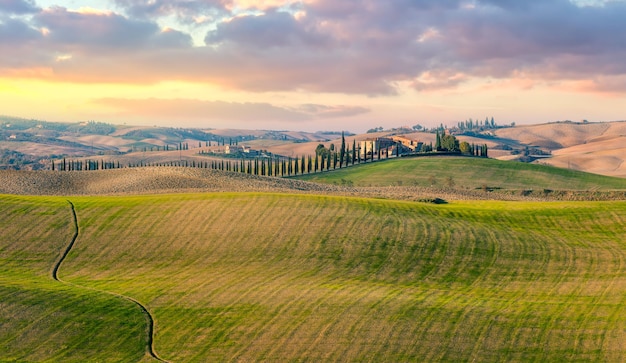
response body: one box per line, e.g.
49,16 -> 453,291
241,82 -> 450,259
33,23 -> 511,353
205,9 -> 330,49
94,98 -> 370,123
34,7 -> 166,51
0,0 -> 39,14
291,104 -> 370,118
1,0 -> 626,95
112,0 -> 227,24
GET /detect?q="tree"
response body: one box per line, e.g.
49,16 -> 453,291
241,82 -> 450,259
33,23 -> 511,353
439,131 -> 459,152
363,142 -> 368,162
340,131 -> 346,168
459,141 -> 471,154
316,144 -> 329,159
435,130 -> 442,151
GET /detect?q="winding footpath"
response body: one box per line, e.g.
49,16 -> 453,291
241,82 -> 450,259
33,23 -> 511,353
52,200 -> 168,362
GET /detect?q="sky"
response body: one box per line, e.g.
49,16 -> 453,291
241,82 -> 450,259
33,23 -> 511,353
1,0 -> 625,132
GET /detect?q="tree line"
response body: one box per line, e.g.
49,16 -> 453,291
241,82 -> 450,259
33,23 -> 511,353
435,130 -> 489,157
52,131 -> 488,175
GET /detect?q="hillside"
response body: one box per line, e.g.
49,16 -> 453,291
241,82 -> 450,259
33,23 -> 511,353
494,121 -> 626,177
2,193 -> 625,361
295,157 -> 626,192
0,168 -> 337,196
0,166 -> 546,202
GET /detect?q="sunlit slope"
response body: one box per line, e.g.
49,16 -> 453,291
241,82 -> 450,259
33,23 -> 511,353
0,196 -> 151,362
45,194 -> 626,362
296,157 -> 626,190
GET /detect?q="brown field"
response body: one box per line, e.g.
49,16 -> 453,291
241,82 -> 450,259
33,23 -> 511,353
495,121 -> 626,177
0,167 -> 550,202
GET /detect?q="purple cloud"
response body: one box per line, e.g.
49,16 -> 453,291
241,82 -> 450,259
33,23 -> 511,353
205,9 -> 330,49
0,0 -> 39,14
34,7 -> 160,50
1,0 -> 626,95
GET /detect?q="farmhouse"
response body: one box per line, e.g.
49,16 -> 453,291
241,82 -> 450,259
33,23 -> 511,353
224,144 -> 260,156
224,145 -> 244,154
360,136 -> 422,157
391,136 -> 423,152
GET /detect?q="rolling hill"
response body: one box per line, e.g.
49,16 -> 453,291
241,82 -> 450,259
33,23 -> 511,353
494,121 -> 626,178
295,157 -> 626,192
2,193 -> 625,361
3,115 -> 626,179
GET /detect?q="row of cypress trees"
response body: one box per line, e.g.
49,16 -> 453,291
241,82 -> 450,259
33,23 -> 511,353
50,149 -> 384,177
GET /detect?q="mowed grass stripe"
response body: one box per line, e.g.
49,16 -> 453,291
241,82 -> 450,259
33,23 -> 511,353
4,193 -> 626,361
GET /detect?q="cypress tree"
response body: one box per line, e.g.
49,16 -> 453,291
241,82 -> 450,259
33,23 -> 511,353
340,131 -> 346,168
363,143 -> 367,162
314,154 -> 319,172
352,140 -> 357,164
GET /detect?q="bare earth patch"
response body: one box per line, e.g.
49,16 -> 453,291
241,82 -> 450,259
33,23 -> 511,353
0,167 -> 550,201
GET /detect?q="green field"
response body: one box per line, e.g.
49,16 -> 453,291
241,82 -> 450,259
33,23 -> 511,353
295,157 -> 626,190
2,193 -> 626,362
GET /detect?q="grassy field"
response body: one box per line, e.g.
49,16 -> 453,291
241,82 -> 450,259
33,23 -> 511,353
2,193 -> 626,362
295,157 -> 626,190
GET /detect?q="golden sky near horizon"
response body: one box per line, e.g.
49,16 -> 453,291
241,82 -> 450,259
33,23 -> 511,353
2,0 -> 625,132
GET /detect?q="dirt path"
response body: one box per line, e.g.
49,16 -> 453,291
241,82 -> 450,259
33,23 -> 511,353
51,201 -> 79,282
52,200 -> 168,362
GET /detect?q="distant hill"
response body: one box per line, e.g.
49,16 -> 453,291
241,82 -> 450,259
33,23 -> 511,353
2,115 -> 626,178
494,121 -> 626,178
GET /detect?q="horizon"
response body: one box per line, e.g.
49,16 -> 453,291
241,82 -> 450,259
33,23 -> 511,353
2,1 -> 626,132
5,113 -> 626,135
